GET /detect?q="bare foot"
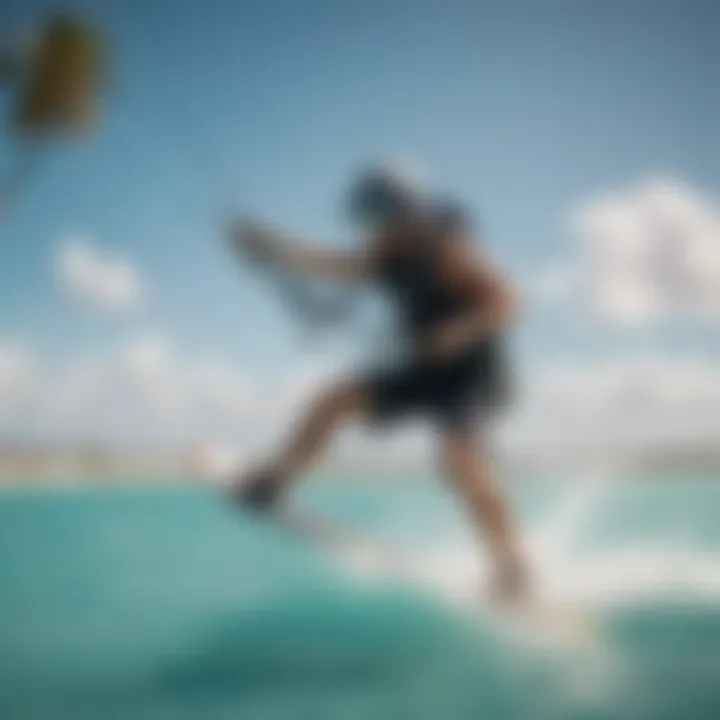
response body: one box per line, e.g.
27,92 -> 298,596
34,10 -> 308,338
488,559 -> 531,609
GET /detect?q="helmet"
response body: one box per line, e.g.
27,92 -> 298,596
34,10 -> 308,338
346,163 -> 424,227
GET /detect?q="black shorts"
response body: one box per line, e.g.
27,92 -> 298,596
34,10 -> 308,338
361,343 -> 511,432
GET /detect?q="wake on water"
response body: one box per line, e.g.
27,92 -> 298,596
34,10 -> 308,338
197,462 -> 720,717
281,467 -> 720,715
317,467 -> 720,608
280,466 -> 720,674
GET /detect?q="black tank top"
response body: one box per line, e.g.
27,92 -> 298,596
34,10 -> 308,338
373,211 -> 481,339
372,208 -> 511,404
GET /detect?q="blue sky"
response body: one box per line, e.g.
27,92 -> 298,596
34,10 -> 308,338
1,0 -> 720,449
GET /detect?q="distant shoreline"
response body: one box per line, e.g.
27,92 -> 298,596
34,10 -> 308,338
1,464 -> 719,487
1,444 -> 719,485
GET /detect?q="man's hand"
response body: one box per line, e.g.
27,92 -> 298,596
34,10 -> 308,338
431,234 -> 519,359
419,318 -> 479,362
229,217 -> 371,282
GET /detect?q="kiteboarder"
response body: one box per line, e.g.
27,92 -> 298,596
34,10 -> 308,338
230,165 -> 528,604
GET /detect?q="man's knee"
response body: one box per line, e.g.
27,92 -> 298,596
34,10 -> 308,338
439,437 -> 465,478
438,432 -> 488,478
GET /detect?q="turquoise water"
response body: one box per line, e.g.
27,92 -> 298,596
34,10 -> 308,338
1,474 -> 720,719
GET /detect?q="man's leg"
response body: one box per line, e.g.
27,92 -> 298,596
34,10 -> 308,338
439,430 -> 528,603
273,380 -> 369,476
234,380 -> 368,509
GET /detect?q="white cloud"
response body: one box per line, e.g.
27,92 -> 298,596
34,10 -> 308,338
0,341 -> 373,462
0,345 -> 34,425
0,346 -> 32,391
510,354 -> 720,455
1,339 -> 719,463
547,177 -> 720,324
0,338 -> 254,446
56,238 -> 145,312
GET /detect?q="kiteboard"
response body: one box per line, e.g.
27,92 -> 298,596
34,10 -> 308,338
193,451 -> 599,650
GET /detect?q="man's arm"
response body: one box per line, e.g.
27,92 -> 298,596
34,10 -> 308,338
445,238 -> 519,333
230,219 -> 372,282
423,234 -> 519,358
